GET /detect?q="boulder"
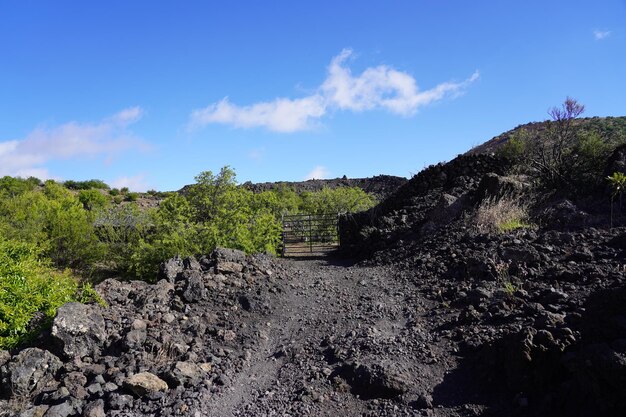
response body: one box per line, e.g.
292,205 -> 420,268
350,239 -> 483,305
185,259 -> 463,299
180,270 -> 206,303
159,255 -> 184,282
124,372 -> 168,397
2,348 -> 62,395
476,173 -> 529,202
51,302 -> 106,359
216,261 -> 244,275
82,399 -> 105,417
212,247 -> 246,264
42,401 -> 74,417
166,361 -> 204,387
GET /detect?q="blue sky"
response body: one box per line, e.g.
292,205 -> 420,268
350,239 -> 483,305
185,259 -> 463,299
1,1 -> 624,191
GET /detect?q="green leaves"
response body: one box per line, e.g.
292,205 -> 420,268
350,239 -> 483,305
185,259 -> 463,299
607,172 -> 626,197
0,239 -> 98,349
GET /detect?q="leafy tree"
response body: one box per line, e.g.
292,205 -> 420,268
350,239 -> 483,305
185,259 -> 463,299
300,187 -> 376,215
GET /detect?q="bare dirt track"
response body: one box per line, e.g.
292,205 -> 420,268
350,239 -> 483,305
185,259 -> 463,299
202,256 -> 474,417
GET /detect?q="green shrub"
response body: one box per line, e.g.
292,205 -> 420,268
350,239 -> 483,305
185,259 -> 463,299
499,129 -> 530,163
0,181 -> 103,268
125,192 -> 139,202
109,188 -> 120,196
0,239 -> 99,349
299,187 -> 376,215
0,176 -> 41,197
78,189 -> 110,211
63,179 -> 110,190
94,204 -> 152,273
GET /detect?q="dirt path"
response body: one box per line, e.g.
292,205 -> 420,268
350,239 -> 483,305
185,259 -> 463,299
202,257 -> 465,417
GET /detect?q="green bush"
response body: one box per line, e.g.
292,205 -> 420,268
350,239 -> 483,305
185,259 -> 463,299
0,176 -> 41,197
63,179 -> 110,190
94,204 -> 152,273
78,189 -> 110,211
125,192 -> 139,202
0,181 -> 103,268
299,187 -> 376,215
0,239 -> 99,349
498,129 -> 530,163
109,188 -> 120,196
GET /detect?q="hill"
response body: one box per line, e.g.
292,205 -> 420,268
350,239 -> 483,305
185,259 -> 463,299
466,116 -> 626,155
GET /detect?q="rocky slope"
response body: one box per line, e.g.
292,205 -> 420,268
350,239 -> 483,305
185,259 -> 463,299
240,175 -> 408,200
465,116 -> 626,156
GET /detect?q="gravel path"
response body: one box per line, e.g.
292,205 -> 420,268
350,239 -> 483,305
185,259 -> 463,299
202,257 -> 469,417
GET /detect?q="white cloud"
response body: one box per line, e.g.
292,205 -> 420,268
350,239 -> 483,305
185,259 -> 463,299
190,95 -> 326,133
111,174 -> 150,192
190,49 -> 479,133
0,107 -> 147,179
108,106 -> 144,125
594,30 -> 611,40
305,166 -> 330,180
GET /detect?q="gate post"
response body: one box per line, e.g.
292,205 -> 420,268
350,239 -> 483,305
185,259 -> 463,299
309,214 -> 313,253
281,214 -> 286,257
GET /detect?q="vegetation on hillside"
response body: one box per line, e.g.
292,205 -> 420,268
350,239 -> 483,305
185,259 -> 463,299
496,98 -> 626,194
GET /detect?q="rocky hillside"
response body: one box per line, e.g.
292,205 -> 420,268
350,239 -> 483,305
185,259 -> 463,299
466,116 -> 626,155
240,175 -> 407,200
337,141 -> 626,415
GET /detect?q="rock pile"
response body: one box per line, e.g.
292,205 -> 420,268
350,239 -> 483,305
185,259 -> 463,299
0,249 -> 286,417
338,151 -> 626,415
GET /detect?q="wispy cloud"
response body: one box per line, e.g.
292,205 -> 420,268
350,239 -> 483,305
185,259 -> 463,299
111,174 -> 150,192
594,30 -> 611,40
305,165 -> 330,180
190,49 -> 479,133
191,95 -> 326,133
0,108 -> 147,179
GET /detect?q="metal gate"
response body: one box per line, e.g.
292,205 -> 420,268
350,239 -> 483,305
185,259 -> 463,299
281,213 -> 339,256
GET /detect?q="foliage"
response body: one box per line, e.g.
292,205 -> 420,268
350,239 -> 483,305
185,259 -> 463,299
0,167 -> 377,282
94,204 -> 153,273
608,171 -> 626,227
0,181 -> 102,268
125,192 -> 139,202
499,129 -> 530,163
525,97 -> 585,188
0,176 -> 41,197
0,239 -> 98,349
498,99 -> 626,194
607,171 -> 626,198
299,187 -> 376,215
78,189 -> 110,211
63,179 -> 110,190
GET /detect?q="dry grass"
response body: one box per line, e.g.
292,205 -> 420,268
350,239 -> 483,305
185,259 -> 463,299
475,195 -> 530,234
